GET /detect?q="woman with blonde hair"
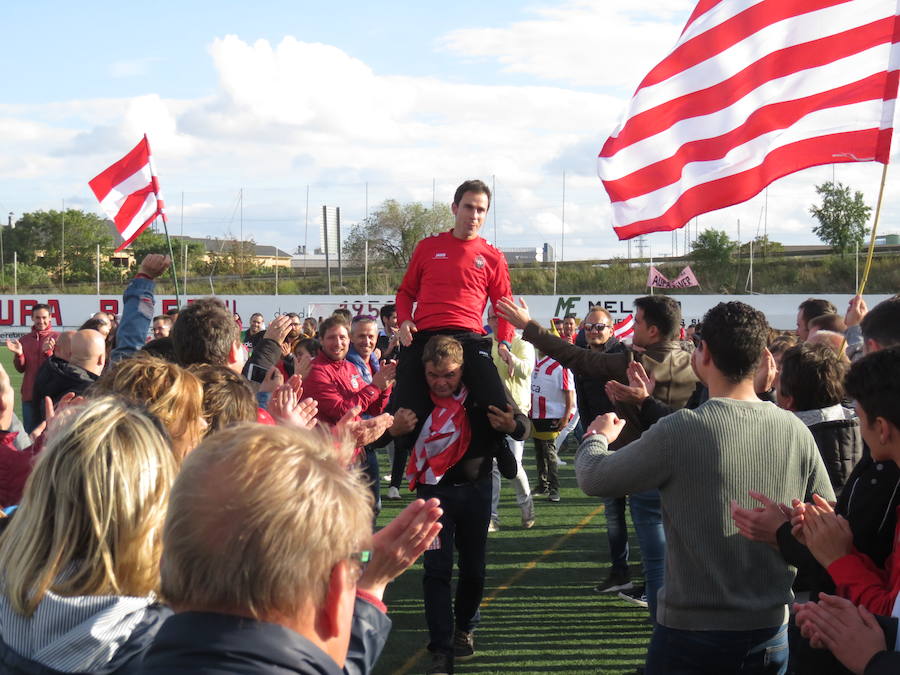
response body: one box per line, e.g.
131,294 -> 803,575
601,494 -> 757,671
0,396 -> 176,672
88,352 -> 208,459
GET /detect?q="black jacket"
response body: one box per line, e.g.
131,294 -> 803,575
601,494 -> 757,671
777,454 -> 900,592
439,393 -> 527,484
808,417 -> 864,497
573,337 -> 628,426
377,387 -> 527,485
242,337 -> 283,379
140,597 -> 390,674
31,357 -> 99,425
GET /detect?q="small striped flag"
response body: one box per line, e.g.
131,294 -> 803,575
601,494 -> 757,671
599,0 -> 900,240
614,314 -> 635,339
89,135 -> 166,251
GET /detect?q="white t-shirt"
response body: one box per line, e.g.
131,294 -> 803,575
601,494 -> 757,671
531,356 -> 574,420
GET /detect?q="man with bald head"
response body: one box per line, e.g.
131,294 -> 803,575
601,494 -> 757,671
32,329 -> 105,425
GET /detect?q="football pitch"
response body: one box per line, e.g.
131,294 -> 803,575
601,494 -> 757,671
0,346 -> 650,673
372,452 -> 651,675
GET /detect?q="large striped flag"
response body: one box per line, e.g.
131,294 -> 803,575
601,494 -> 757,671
89,135 -> 166,251
598,0 -> 900,240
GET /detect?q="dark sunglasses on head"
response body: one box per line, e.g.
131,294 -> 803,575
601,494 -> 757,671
583,322 -> 609,332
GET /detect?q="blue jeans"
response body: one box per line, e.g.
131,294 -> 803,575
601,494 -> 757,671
417,476 -> 492,655
20,401 -> 37,435
630,489 -> 665,624
603,496 -> 629,574
646,623 -> 788,674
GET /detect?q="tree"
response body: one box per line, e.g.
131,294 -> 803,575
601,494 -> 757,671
809,181 -> 871,258
690,228 -> 736,266
130,229 -> 207,275
344,200 -> 454,268
7,209 -> 114,282
738,235 -> 783,258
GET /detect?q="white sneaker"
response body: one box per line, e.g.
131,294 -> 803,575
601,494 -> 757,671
488,518 -> 500,533
386,486 -> 401,500
382,474 -> 391,483
557,458 -> 568,466
521,503 -> 536,529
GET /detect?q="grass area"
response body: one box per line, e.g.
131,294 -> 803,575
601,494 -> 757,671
0,348 -> 24,421
372,442 -> 651,675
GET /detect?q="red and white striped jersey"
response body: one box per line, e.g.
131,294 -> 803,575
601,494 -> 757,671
530,356 -> 575,420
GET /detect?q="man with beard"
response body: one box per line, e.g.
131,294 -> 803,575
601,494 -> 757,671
497,295 -> 698,622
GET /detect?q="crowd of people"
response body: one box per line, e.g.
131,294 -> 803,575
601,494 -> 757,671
0,179 -> 898,675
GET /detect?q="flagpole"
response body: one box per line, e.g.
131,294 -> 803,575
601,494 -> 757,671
838,161 -> 887,357
857,162 -> 889,295
158,215 -> 182,306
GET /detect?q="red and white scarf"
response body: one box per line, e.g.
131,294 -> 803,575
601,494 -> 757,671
405,386 -> 471,490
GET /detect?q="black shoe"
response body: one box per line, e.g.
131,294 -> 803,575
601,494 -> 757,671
548,490 -> 560,502
534,485 -> 550,495
618,585 -> 649,608
593,570 -> 633,594
426,651 -> 453,675
453,629 -> 475,660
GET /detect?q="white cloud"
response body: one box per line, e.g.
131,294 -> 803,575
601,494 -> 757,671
438,0 -> 694,89
6,8 -> 900,259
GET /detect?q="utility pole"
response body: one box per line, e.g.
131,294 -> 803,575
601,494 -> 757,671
560,170 -> 566,262
304,185 -> 309,277
492,174 -> 497,245
61,200 -> 66,290
239,188 -> 244,276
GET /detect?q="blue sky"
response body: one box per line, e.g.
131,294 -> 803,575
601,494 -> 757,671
4,2 -> 568,102
1,1 -> 895,260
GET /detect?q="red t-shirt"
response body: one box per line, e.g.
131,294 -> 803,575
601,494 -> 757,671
396,231 -> 514,343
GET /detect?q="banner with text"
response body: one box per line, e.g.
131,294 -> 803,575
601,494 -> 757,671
647,266 -> 700,289
0,293 -> 888,336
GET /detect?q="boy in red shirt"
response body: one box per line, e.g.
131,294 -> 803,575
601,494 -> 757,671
798,347 -> 900,617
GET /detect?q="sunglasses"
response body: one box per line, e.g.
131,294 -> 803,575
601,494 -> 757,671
583,322 -> 610,332
348,549 -> 372,582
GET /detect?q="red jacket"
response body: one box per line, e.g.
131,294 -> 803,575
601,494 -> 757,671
0,432 -> 42,508
396,231 -> 514,343
303,353 -> 390,427
828,505 -> 900,616
13,326 -> 58,402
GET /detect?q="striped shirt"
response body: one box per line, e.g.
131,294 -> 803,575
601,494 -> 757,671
531,356 -> 574,420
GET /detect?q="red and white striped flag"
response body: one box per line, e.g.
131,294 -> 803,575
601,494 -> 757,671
598,0 -> 900,240
89,135 -> 166,251
614,314 -> 635,339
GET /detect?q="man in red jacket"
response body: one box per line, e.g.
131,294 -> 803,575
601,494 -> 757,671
303,316 -> 396,460
5,304 -> 58,433
392,180 -> 515,471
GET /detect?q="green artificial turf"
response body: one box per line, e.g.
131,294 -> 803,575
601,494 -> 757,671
372,443 -> 651,675
0,344 -> 651,672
